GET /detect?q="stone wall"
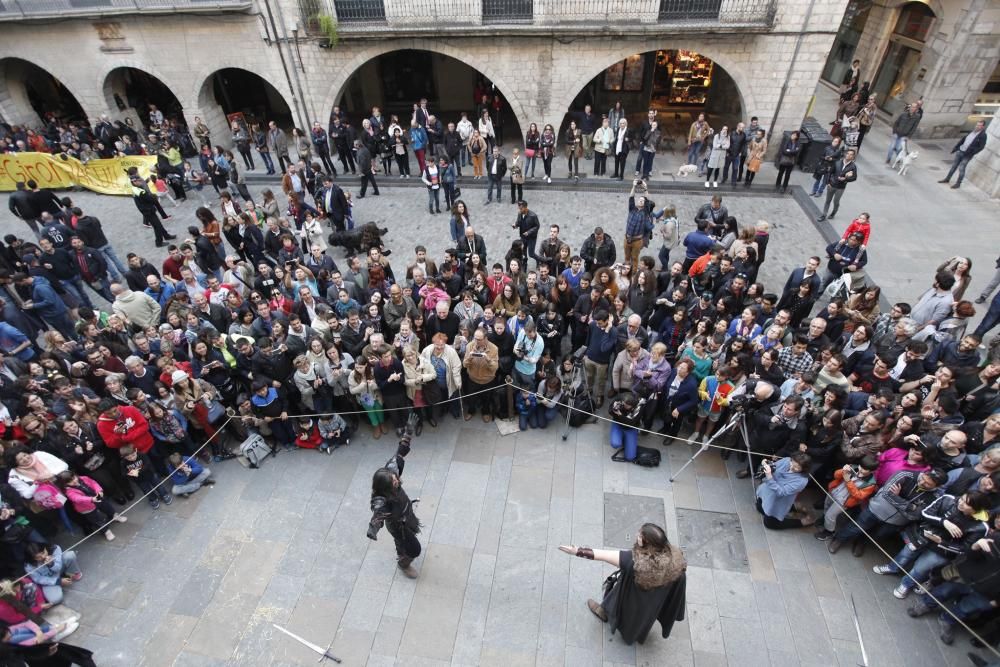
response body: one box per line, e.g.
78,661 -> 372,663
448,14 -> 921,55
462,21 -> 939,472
0,0 -> 849,157
969,106 -> 1000,198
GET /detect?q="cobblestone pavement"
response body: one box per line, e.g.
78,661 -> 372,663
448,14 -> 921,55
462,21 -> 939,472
1,87 -> 998,666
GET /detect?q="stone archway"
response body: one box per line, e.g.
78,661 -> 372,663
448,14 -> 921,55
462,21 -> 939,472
102,63 -> 187,132
0,57 -> 87,128
192,66 -> 296,151
551,40 -> 757,133
320,39 -> 533,144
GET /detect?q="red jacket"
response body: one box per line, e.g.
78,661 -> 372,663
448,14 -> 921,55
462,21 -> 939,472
96,406 -> 154,454
295,422 -> 322,450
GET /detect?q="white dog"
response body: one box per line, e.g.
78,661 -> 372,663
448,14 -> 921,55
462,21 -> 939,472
676,164 -> 699,177
893,149 -> 919,176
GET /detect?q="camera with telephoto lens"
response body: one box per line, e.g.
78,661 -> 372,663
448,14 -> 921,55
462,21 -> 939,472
729,378 -> 763,414
571,345 -> 587,366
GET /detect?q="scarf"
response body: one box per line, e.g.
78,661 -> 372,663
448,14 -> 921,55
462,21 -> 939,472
633,544 -> 686,590
15,454 -> 52,481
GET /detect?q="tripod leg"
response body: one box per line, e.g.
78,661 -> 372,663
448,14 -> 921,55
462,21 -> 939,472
669,414 -> 741,483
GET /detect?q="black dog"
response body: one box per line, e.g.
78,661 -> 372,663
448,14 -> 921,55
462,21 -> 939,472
328,222 -> 389,256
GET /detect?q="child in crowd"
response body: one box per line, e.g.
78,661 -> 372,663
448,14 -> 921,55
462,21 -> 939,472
516,388 -> 538,431
119,446 -> 172,510
57,471 -> 127,541
841,212 -> 871,250
166,453 -> 215,497
294,418 -> 323,451
23,543 -> 82,605
693,366 -> 735,444
317,414 -> 350,453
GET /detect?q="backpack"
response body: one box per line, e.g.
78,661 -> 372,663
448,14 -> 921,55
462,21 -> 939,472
569,391 -> 595,427
613,445 -> 661,467
239,433 -> 274,469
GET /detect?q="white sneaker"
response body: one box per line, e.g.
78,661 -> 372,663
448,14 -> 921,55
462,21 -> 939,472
546,177 -> 552,184
704,182 -> 710,188
104,529 -> 116,541
114,514 -> 127,523
892,583 -> 911,599
713,181 -> 719,188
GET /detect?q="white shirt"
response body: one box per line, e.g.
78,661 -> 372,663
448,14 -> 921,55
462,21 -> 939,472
960,130 -> 983,153
491,158 -> 498,175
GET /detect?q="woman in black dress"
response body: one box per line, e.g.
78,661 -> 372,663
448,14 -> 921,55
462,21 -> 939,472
559,522 -> 686,645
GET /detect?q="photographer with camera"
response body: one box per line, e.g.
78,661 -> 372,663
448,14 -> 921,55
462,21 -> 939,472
736,390 -> 804,479
609,392 -> 645,461
755,452 -> 812,529
513,323 -> 544,389
367,432 -> 422,578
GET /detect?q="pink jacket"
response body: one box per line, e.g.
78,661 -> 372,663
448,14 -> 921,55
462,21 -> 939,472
64,476 -> 104,514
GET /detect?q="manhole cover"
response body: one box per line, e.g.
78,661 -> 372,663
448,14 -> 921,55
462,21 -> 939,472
676,508 -> 749,573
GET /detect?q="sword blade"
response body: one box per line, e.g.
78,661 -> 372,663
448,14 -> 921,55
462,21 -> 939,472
272,623 -> 328,656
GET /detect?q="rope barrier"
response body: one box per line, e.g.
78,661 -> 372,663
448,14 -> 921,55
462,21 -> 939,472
17,377 -> 1000,656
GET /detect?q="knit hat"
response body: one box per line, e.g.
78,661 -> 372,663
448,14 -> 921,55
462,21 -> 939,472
170,370 -> 189,384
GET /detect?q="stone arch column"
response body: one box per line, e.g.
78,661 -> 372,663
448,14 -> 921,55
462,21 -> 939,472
318,38 -> 534,145
189,65 -> 297,151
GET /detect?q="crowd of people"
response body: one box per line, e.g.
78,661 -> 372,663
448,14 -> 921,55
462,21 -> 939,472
0,88 -> 999,660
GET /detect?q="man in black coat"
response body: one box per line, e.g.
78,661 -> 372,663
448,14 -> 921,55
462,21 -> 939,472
316,176 -> 349,232
132,184 -> 174,247
355,139 -> 379,198
29,181 -> 63,218
330,117 -> 355,175
69,236 -> 113,302
73,209 -> 126,280
485,147 -> 507,205
456,226 -> 487,266
7,181 -> 40,240
512,201 -> 540,263
939,119 -> 988,190
443,123 -> 463,177
724,122 -> 748,186
817,149 -> 858,222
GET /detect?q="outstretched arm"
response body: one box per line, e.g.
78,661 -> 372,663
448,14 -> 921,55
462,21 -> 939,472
558,545 -> 621,567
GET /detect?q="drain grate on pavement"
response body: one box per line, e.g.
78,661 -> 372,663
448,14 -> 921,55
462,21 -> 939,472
676,508 -> 749,573
603,493 -> 667,548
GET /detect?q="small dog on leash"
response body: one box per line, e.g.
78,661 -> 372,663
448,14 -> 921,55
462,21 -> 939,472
676,164 -> 699,177
893,149 -> 919,176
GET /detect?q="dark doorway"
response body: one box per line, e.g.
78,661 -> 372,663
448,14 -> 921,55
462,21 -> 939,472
337,49 -> 523,145
105,67 -> 185,130
209,68 -> 294,130
1,59 -> 86,124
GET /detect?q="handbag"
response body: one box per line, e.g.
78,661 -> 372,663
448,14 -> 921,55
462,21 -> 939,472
422,378 -> 445,404
207,399 -> 227,423
524,148 -> 536,158
747,156 -> 762,172
453,186 -> 461,198
603,570 -> 620,597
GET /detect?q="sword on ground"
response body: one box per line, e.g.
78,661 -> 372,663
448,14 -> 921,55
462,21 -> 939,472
272,623 -> 342,663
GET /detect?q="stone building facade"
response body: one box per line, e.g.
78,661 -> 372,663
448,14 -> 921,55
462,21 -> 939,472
0,0 -> 849,157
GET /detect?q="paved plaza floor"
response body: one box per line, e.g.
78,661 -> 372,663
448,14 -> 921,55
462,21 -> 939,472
1,84 -> 999,665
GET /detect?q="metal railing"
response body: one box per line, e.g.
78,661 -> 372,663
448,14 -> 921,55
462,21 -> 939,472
329,0 -> 778,32
0,0 -> 252,19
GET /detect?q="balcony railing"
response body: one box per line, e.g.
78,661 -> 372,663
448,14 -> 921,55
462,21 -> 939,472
0,0 -> 252,20
328,0 -> 777,33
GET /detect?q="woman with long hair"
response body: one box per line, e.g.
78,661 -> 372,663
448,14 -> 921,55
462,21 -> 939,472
524,122 -> 540,178
559,522 -> 686,644
540,123 -> 556,184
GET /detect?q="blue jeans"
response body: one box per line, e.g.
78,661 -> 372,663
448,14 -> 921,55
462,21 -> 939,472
974,293 -> 1000,339
920,582 -> 995,626
82,276 -> 113,303
519,411 -> 539,430
640,150 -> 655,178
259,151 -> 275,174
886,134 -> 907,163
535,405 -> 560,428
886,543 -> 950,590
98,244 -> 127,279
610,422 -> 638,460
61,277 -> 93,309
811,173 -> 828,195
525,153 -> 537,177
832,507 -> 899,543
487,175 -> 502,201
944,151 -> 973,185
460,144 -> 470,167
686,142 -> 702,166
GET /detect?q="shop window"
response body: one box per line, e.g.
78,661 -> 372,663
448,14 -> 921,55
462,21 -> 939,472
892,1 -> 935,42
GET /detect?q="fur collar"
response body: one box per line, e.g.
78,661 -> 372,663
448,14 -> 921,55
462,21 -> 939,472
633,545 -> 686,590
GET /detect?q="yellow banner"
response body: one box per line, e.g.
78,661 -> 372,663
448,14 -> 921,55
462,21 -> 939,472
0,153 -> 158,196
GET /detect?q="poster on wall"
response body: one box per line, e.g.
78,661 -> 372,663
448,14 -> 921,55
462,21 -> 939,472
604,61 -> 625,91
623,55 -> 645,92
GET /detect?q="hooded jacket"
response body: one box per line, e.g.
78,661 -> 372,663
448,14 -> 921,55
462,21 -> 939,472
112,289 -> 162,329
96,405 -> 154,453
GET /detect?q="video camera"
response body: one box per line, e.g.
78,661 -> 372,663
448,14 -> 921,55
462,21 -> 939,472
571,345 -> 587,366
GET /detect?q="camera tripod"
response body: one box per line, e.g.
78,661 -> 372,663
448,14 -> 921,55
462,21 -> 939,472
669,409 -> 754,483
561,357 -> 593,441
